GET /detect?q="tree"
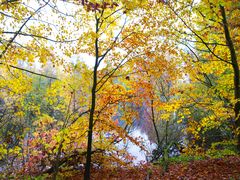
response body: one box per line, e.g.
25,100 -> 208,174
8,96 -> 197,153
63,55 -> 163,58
160,0 -> 240,151
75,2 -> 147,178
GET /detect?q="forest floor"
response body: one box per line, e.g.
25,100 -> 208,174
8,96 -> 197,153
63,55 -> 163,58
67,156 -> 240,180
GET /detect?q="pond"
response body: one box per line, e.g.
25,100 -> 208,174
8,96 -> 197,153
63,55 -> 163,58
120,129 -> 156,164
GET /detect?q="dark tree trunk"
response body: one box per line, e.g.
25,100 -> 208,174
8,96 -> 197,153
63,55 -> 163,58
151,99 -> 161,145
84,17 -> 99,180
220,5 -> 240,152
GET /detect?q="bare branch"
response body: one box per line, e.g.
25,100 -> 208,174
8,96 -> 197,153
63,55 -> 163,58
2,31 -> 78,43
70,109 -> 90,125
98,17 -> 127,65
96,50 -> 133,92
0,63 -> 58,79
103,7 -> 124,20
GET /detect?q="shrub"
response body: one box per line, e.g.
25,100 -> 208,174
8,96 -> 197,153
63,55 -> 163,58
206,140 -> 238,158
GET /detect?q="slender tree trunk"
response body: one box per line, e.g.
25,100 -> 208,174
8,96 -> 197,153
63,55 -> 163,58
165,120 -> 168,147
84,17 -> 99,180
220,5 -> 240,151
151,99 -> 161,145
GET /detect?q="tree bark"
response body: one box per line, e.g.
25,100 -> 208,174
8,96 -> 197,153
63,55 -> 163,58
220,5 -> 240,151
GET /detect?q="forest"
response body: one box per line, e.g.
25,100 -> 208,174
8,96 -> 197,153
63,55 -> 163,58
0,0 -> 240,179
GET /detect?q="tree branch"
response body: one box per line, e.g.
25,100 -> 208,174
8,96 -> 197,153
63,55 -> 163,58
0,63 -> 58,79
0,0 -> 50,59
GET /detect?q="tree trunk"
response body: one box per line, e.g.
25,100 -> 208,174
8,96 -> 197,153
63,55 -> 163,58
151,99 -> 161,145
84,17 -> 99,180
220,5 -> 240,151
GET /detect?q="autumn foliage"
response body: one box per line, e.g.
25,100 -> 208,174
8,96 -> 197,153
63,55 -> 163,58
0,0 -> 239,179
